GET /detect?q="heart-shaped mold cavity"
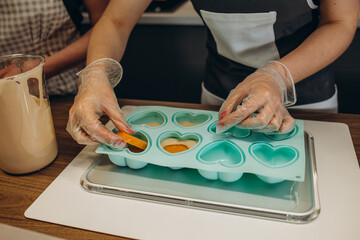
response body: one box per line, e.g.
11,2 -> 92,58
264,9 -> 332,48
264,125 -> 298,141
173,112 -> 211,128
128,111 -> 166,127
208,121 -> 251,138
249,143 -> 298,168
125,131 -> 150,153
159,132 -> 201,154
197,140 -> 245,167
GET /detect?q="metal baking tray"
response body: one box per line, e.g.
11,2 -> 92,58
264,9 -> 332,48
80,132 -> 320,224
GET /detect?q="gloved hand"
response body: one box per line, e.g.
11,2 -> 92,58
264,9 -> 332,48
216,61 -> 296,134
66,58 -> 133,149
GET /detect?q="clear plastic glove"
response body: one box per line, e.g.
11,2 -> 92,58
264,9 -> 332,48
66,58 -> 133,149
216,61 -> 296,134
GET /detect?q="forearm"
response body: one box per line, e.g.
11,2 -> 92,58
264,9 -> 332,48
279,0 -> 359,83
44,31 -> 91,79
280,21 -> 357,83
86,17 -> 128,64
86,0 -> 152,65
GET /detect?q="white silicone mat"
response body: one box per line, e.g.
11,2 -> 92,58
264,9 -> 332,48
25,113 -> 360,240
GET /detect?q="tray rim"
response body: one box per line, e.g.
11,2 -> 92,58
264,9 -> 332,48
80,131 -> 320,224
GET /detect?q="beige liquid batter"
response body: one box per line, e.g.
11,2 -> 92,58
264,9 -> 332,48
178,121 -> 201,127
146,122 -> 162,127
160,138 -> 198,149
0,64 -> 58,174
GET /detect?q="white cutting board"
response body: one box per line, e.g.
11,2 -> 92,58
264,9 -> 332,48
25,109 -> 360,240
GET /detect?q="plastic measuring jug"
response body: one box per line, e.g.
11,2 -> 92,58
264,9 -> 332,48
0,54 -> 58,174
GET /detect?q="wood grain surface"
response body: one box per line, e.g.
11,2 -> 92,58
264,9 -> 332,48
0,95 -> 359,240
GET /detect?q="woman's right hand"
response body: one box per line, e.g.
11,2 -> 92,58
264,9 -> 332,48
66,58 -> 133,149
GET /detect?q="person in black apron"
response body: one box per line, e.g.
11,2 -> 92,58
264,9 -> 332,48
66,0 -> 359,149
0,0 -> 109,95
193,1 -> 337,109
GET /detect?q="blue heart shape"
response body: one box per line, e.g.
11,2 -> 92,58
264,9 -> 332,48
174,112 -> 211,128
208,121 -> 251,138
158,131 -> 201,154
250,143 -> 298,168
197,140 -> 245,167
128,111 -> 166,127
264,125 -> 298,141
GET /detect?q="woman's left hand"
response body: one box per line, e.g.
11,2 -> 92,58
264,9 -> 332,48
216,61 -> 296,134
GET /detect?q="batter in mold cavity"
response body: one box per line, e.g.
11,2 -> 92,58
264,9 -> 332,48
161,138 -> 198,153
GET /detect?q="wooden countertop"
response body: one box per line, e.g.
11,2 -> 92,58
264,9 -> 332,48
1,95 -> 359,240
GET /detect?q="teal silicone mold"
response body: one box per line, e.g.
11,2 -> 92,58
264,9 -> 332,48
198,169 -> 243,182
96,106 -> 306,184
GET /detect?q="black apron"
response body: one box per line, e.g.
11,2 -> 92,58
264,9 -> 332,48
191,0 -> 335,105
